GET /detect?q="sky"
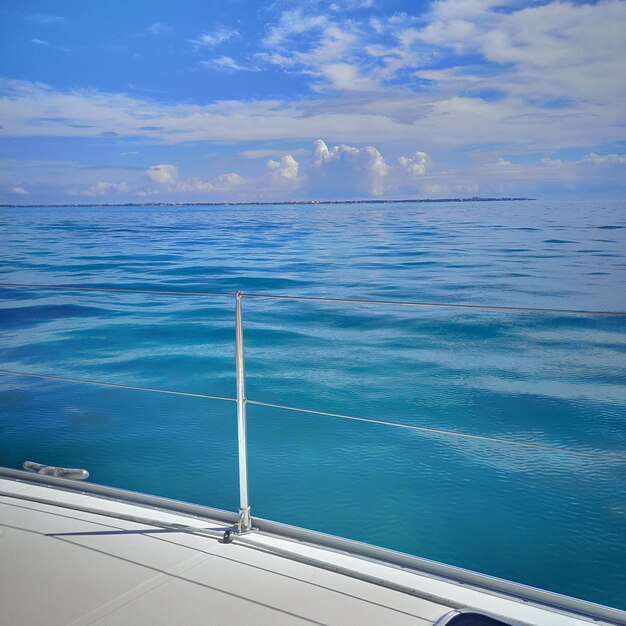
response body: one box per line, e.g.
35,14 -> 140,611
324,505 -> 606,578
1,0 -> 625,203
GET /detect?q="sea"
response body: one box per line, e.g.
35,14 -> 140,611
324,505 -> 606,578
1,199 -> 625,609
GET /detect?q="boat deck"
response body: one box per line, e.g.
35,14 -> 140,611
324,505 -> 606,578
0,475 -> 622,626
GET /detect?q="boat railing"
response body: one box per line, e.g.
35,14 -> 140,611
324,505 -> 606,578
1,282 -> 626,535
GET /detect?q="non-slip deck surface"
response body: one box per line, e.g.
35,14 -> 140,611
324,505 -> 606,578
0,477 -> 621,626
0,478 -> 449,625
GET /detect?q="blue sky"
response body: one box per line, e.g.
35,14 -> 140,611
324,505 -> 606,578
1,0 -> 625,203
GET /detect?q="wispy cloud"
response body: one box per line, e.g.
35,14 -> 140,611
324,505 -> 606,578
240,148 -> 308,159
258,7 -> 432,92
259,0 -> 626,107
2,76 -> 624,154
145,22 -> 172,36
581,153 -> 626,166
412,0 -> 626,107
190,27 -> 239,48
23,13 -> 65,25
329,0 -> 374,9
201,56 -> 260,73
30,39 -> 50,46
320,62 -> 378,91
260,10 -> 373,91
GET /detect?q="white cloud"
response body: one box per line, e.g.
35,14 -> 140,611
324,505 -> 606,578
147,164 -> 179,187
4,142 -> 626,203
309,139 -> 389,196
201,56 -> 259,73
142,164 -> 245,195
581,152 -> 626,166
414,0 -> 626,107
4,1 -> 624,203
24,13 -> 65,25
398,151 -> 428,176
267,154 -> 301,189
190,28 -> 239,48
261,11 -> 380,91
329,0 -> 374,10
263,10 -> 327,48
260,6 -> 427,91
258,0 -> 626,106
82,181 -> 129,196
2,77 -> 624,155
30,39 -> 50,46
540,158 -> 564,168
240,148 -> 307,159
214,172 -> 245,188
146,23 -> 172,36
320,63 -> 378,92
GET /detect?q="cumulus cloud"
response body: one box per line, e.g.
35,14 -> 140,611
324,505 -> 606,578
142,164 -> 245,195
214,172 -> 245,188
540,158 -> 564,168
309,139 -> 389,197
398,151 -> 428,176
4,142 -> 626,203
147,164 -> 179,187
267,155 -> 301,189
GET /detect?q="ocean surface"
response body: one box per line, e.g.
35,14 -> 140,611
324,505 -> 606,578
1,200 -> 625,609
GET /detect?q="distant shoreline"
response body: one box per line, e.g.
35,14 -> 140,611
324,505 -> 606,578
1,196 -> 535,208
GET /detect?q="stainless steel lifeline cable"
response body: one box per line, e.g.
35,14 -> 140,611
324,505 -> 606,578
1,282 -> 626,315
0,283 -> 235,298
0,368 -> 624,463
1,282 -> 625,466
0,369 -> 236,403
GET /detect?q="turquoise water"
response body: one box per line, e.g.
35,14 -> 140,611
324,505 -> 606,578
1,200 -> 625,608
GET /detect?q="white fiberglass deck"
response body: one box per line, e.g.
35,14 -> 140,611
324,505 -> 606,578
0,475 -> 623,626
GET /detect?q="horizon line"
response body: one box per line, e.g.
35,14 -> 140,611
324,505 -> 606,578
0,196 -> 535,208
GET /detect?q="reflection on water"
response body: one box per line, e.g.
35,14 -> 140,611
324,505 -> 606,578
0,200 -> 625,608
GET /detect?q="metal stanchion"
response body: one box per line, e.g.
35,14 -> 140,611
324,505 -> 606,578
234,291 -> 252,533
